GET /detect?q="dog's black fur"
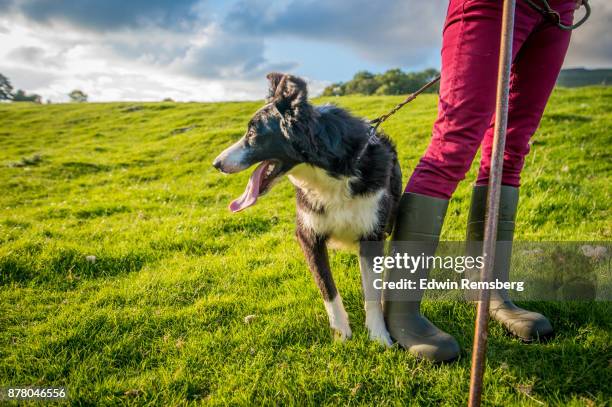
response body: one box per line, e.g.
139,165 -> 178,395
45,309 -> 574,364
213,73 -> 402,342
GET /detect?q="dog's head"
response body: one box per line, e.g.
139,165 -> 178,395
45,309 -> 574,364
213,72 -> 314,212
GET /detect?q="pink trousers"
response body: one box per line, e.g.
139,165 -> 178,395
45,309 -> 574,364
406,0 -> 575,199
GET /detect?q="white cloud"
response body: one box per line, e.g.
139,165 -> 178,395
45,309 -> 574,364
0,17 -> 290,102
564,1 -> 612,68
0,0 -> 609,102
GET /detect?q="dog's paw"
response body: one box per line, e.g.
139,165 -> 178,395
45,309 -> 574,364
325,296 -> 351,342
365,301 -> 393,347
332,326 -> 353,342
368,325 -> 393,347
369,329 -> 393,347
365,310 -> 393,347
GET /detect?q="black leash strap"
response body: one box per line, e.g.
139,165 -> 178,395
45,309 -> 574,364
523,0 -> 590,30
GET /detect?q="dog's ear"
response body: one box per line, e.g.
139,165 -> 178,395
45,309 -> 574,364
266,72 -> 308,114
266,72 -> 285,101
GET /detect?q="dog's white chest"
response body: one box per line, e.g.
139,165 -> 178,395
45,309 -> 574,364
288,165 -> 384,249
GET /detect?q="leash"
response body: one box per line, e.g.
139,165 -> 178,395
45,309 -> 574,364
523,0 -> 590,30
368,74 -> 441,131
355,75 -> 440,161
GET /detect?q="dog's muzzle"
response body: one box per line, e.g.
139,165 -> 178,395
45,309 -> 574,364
213,140 -> 249,174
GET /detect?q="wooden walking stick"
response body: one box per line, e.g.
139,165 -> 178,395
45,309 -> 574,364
468,0 -> 516,406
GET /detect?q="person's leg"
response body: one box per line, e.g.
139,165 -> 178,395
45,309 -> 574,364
469,1 -> 575,341
405,0 -> 539,199
477,1 -> 574,186
384,0 -> 539,361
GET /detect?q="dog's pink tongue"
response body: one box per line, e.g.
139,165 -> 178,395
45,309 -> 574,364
229,162 -> 267,212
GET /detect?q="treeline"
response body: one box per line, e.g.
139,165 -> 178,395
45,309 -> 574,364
0,73 -> 88,103
556,68 -> 611,87
0,74 -> 42,102
322,68 -> 440,96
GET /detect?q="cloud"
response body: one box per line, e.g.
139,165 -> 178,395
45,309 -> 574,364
169,24 -> 296,79
7,45 -> 45,63
225,0 -> 446,67
0,0 -> 297,84
0,0 -> 609,102
0,16 -> 290,101
0,65 -> 59,90
7,45 -> 65,68
0,0 -> 204,31
225,0 -> 611,70
564,2 -> 612,68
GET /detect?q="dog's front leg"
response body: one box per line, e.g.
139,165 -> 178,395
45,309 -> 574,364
296,228 -> 351,341
359,240 -> 393,347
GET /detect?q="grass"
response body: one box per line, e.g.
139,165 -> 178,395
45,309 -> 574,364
0,87 -> 610,405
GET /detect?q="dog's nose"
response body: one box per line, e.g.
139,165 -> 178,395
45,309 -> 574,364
212,158 -> 222,171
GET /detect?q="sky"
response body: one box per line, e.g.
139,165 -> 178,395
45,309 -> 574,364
0,0 -> 610,102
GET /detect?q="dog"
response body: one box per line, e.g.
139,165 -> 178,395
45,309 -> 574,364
212,73 -> 402,345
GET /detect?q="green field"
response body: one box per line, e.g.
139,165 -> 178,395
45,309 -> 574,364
0,87 -> 610,405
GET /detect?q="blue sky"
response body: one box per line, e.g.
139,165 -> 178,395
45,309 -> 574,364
0,0 -> 609,102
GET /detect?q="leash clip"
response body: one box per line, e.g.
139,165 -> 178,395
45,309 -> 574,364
367,125 -> 380,145
545,9 -> 561,25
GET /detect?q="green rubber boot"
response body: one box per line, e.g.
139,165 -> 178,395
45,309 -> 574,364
466,185 -> 553,341
383,193 -> 460,362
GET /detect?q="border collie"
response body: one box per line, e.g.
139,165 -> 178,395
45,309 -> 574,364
213,73 -> 402,345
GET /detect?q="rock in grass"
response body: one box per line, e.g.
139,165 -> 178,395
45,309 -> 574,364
515,383 -> 533,396
124,389 -> 141,397
8,154 -> 42,168
85,255 -> 96,264
244,314 -> 256,324
171,125 -> 196,135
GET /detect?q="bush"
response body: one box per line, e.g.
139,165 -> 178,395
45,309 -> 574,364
322,68 -> 440,96
12,89 -> 42,103
69,89 -> 88,103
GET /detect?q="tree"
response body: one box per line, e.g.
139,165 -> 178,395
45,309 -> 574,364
12,89 -> 42,103
321,82 -> 345,97
377,68 -> 411,95
0,73 -> 14,101
1,74 -> 43,103
344,71 -> 380,95
69,89 -> 88,103
321,68 -> 440,97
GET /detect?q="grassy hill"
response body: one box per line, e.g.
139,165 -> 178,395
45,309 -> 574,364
0,87 -> 610,405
